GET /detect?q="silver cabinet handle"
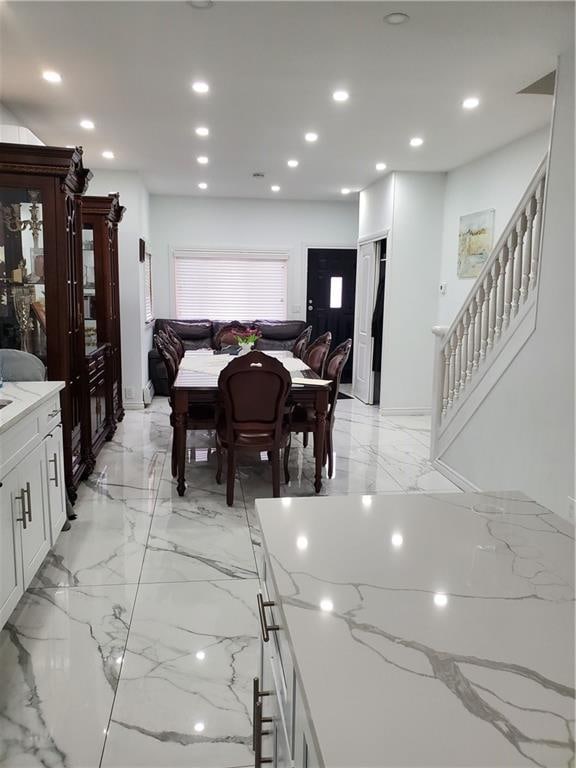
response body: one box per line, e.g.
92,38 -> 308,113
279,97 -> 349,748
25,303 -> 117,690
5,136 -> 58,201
49,453 -> 59,487
24,482 -> 32,522
48,409 -> 60,418
15,491 -> 27,529
257,593 -> 279,643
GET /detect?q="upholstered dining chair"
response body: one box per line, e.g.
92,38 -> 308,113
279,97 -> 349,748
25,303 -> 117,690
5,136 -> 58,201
216,351 -> 292,506
292,325 -> 312,360
302,331 -> 332,377
290,338 -> 352,477
163,323 -> 185,362
154,333 -> 216,477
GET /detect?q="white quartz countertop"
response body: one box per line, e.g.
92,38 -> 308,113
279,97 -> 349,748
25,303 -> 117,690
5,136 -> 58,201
256,491 -> 575,767
0,381 -> 65,434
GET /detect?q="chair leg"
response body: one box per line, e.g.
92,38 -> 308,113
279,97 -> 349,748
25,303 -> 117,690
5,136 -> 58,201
272,450 -> 280,497
327,426 -> 335,479
283,436 -> 291,483
216,442 -> 223,484
171,429 -> 177,478
303,432 -> 309,448
226,448 -> 235,506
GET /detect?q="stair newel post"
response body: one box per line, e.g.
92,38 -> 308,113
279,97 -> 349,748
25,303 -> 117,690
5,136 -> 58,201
473,285 -> 483,369
468,297 -> 478,378
512,213 -> 525,317
460,310 -> 470,391
487,262 -> 499,351
522,193 -> 535,303
495,245 -> 507,340
454,321 -> 463,398
503,230 -> 516,330
530,175 -> 545,289
480,273 -> 491,360
448,332 -> 457,408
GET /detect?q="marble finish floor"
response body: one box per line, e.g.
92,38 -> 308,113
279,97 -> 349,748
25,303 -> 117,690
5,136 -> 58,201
0,396 -> 459,767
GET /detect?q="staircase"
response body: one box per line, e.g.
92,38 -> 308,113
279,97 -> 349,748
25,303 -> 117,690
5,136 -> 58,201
431,156 -> 548,465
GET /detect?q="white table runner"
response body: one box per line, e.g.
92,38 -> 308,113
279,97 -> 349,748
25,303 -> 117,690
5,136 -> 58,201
180,350 -> 310,375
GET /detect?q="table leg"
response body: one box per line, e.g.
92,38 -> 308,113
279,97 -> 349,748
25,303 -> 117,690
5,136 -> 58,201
174,392 -> 187,496
313,391 -> 328,493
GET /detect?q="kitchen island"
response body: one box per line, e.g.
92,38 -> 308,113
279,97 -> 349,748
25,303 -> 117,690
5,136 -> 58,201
255,491 -> 575,767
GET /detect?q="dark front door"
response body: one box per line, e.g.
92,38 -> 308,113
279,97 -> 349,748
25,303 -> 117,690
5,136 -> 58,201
306,248 -> 357,382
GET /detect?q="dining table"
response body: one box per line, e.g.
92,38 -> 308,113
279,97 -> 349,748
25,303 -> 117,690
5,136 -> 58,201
172,350 -> 331,496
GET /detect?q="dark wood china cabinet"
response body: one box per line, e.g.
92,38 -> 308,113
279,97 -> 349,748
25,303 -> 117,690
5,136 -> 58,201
0,143 -> 92,500
80,194 -> 125,469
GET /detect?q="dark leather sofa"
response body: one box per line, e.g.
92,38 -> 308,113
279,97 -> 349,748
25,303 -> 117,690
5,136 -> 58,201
149,318 -> 307,396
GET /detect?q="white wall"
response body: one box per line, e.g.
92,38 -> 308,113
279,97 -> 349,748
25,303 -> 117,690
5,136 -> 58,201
441,45 -> 575,520
0,102 -> 43,145
381,172 -> 446,413
438,126 -> 550,325
358,172 -> 395,241
149,196 -> 358,320
87,170 -> 151,407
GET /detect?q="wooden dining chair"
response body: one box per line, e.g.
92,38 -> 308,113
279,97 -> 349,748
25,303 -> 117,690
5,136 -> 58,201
290,338 -> 352,477
155,333 -> 216,477
292,325 -> 312,360
303,331 -> 332,376
216,351 -> 292,506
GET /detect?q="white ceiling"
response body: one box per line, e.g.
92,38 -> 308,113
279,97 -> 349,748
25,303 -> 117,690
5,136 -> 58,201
0,1 -> 571,200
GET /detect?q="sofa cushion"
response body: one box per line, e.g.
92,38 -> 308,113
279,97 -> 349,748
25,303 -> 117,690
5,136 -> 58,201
155,319 -> 213,351
255,320 -> 307,341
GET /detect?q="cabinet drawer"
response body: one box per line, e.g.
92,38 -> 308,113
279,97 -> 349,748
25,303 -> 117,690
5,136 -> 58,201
0,416 -> 39,475
38,394 -> 62,435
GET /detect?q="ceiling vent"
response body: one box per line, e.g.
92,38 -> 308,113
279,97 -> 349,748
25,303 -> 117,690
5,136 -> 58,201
518,71 -> 556,95
252,172 -> 265,178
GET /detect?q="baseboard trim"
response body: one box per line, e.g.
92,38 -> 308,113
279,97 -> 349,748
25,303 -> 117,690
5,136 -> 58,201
379,407 -> 431,417
432,457 -> 480,492
124,402 -> 145,411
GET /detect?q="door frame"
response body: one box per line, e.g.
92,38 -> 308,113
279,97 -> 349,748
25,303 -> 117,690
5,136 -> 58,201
301,242 -> 358,320
354,229 -> 391,405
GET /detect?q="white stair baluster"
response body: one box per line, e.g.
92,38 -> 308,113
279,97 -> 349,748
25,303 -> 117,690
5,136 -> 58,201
522,194 -> 535,303
503,231 -> 516,330
495,246 -> 507,340
487,261 -> 499,350
530,176 -> 545,289
512,214 -> 525,316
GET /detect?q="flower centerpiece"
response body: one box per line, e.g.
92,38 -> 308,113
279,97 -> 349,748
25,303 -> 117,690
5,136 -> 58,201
236,327 -> 261,355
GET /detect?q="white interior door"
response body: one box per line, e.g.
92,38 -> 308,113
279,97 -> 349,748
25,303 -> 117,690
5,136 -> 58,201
352,241 -> 377,403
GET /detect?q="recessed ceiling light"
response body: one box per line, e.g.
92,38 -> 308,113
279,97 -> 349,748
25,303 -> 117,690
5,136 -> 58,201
42,70 -> 62,84
195,126 -> 210,137
410,136 -> 424,147
375,162 -> 387,171
305,132 -> 319,143
192,80 -> 210,94
462,96 -> 480,110
102,150 -> 114,160
287,159 -> 299,168
198,182 -> 208,190
341,187 -> 351,195
80,119 -> 95,131
197,155 -> 209,164
384,11 -> 410,24
332,90 -> 349,102
271,185 -> 281,192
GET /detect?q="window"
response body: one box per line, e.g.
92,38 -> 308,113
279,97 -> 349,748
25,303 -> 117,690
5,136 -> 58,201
144,251 -> 153,324
329,276 -> 343,308
173,249 -> 288,320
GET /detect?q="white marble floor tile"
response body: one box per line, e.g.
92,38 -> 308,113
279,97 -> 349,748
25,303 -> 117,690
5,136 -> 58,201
0,584 -> 136,768
85,447 -> 165,497
31,498 -> 155,588
140,494 -> 257,583
371,441 -> 460,493
100,580 -> 259,768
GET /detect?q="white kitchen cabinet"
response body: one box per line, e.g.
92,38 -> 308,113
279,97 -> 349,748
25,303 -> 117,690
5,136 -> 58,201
43,425 -> 67,546
0,381 -> 66,631
19,440 -> 50,588
0,467 -> 24,628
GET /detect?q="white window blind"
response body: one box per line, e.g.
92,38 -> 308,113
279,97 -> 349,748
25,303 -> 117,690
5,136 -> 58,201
173,249 -> 288,320
144,252 -> 153,323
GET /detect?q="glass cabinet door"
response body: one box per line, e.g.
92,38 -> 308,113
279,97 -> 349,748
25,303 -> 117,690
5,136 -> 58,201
82,224 -> 98,354
0,187 -> 47,361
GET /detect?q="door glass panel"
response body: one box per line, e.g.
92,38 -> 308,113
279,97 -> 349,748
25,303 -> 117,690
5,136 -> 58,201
82,225 -> 97,353
0,188 -> 47,361
329,276 -> 343,308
